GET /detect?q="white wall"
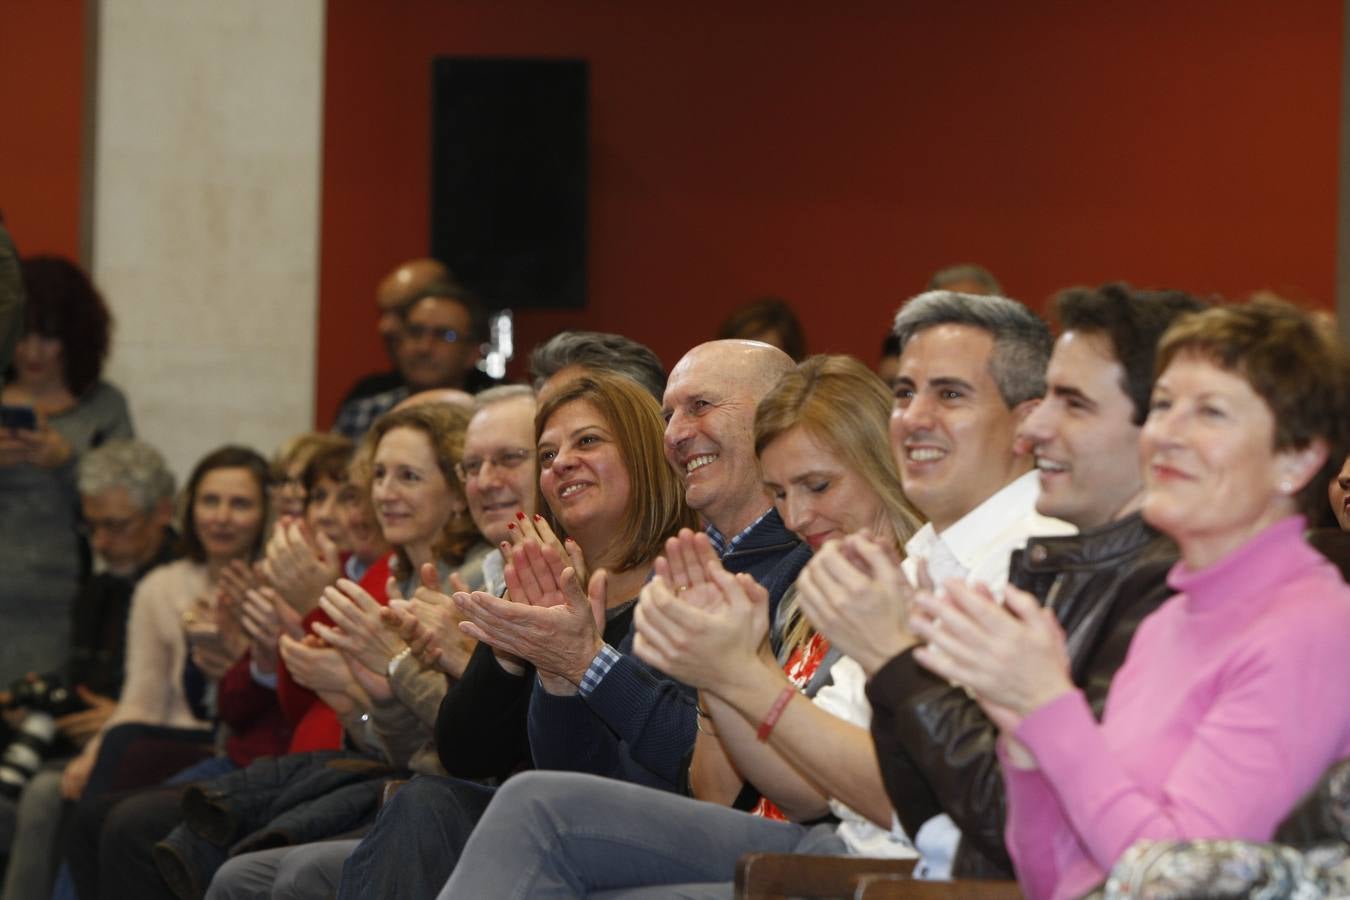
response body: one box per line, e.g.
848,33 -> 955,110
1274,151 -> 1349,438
91,0 -> 326,484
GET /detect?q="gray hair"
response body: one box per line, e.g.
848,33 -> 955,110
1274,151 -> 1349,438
927,263 -> 1004,296
77,439 -> 176,511
892,291 -> 1051,407
528,330 -> 666,401
474,383 -> 535,408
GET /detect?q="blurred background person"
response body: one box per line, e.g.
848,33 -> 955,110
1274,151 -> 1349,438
528,330 -> 666,402
333,284 -> 495,439
926,262 -> 1003,296
717,297 -> 806,361
0,215 -> 20,374
876,331 -> 901,390
1326,453 -> 1350,531
0,257 -> 134,685
268,433 -> 350,522
60,445 -> 269,804
337,258 -> 454,409
0,440 -> 176,899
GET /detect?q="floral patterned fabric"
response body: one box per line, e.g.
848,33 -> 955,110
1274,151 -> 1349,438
1082,758 -> 1350,899
1091,839 -> 1350,899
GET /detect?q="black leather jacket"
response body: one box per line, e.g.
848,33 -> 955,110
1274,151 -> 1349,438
865,512 -> 1177,877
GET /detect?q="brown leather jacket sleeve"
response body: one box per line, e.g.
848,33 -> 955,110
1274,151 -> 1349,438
865,556 -> 1175,878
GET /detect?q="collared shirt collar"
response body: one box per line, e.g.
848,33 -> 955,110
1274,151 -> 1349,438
904,470 -> 1073,587
706,507 -> 774,558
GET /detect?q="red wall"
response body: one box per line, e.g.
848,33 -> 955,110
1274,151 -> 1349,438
0,0 -> 87,259
10,3 -> 1337,426
320,2 -> 1342,425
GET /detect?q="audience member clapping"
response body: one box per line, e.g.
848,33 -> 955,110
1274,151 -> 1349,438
336,372 -> 694,899
436,354 -> 925,896
909,299 -> 1350,899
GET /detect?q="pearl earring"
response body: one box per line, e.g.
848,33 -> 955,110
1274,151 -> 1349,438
1280,480 -> 1293,494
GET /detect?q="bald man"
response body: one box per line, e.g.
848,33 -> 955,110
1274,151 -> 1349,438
335,258 -> 452,412
467,340 -> 812,792
334,267 -> 499,438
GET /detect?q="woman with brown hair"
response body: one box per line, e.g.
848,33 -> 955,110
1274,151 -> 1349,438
435,355 -> 929,898
327,372 -> 696,900
0,257 -> 134,682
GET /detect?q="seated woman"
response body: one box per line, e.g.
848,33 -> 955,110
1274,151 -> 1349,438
272,402 -> 481,753
268,432 -> 350,521
333,372 -> 695,900
907,299 -> 1350,900
170,404 -> 484,899
435,355 -> 927,897
0,257 -> 134,683
60,445 -> 269,801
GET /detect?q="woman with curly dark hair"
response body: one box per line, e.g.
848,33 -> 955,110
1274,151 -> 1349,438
0,256 -> 134,683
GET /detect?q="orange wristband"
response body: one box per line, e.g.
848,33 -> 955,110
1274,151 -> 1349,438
756,685 -> 797,742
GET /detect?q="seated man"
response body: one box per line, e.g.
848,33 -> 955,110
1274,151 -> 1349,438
335,257 -> 450,409
333,281 -> 496,438
336,338 -> 808,898
859,284 -> 1206,877
434,292 -> 1074,896
0,439 -> 176,900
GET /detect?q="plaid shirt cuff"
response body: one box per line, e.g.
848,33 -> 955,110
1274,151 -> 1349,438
578,643 -> 622,697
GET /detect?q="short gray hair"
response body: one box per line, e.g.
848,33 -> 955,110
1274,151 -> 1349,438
528,331 -> 666,401
77,439 -> 176,511
927,263 -> 1003,296
892,291 -> 1051,407
474,383 -> 535,409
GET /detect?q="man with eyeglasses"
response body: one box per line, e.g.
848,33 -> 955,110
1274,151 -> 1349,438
0,439 -> 177,898
458,385 -> 538,595
333,282 -> 498,438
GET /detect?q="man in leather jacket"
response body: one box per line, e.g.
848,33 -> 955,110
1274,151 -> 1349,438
865,284 -> 1207,877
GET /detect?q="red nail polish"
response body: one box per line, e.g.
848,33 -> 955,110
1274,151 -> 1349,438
516,511 -> 526,520
507,523 -> 515,530
533,514 -> 544,522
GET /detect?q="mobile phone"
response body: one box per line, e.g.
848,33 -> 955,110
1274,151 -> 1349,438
0,404 -> 37,431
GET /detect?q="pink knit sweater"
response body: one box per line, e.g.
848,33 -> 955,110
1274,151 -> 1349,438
1003,517 -> 1350,900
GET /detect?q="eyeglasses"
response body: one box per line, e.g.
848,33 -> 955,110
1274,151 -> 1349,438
403,323 -> 462,344
456,447 -> 534,481
78,512 -> 147,538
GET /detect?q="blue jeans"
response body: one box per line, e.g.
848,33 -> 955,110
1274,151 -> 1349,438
438,770 -> 846,899
335,775 -> 497,900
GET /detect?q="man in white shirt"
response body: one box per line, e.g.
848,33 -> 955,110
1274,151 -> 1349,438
435,293 -> 1072,898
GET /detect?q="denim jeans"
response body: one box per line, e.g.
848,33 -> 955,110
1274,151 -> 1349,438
335,775 -> 497,900
438,770 -> 846,899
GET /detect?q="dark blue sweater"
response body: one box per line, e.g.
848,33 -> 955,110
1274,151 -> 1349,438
526,508 -> 811,791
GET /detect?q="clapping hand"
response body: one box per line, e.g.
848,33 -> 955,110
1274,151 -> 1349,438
260,519 -> 340,615
634,555 -> 770,691
313,578 -> 406,676
795,534 -> 920,678
239,585 -> 304,674
909,578 -> 1073,767
278,633 -> 376,713
382,564 -> 478,678
454,541 -> 606,690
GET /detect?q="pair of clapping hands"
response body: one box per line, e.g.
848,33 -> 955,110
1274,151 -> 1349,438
179,517 -> 343,686
794,534 -> 1074,748
451,513 -> 608,692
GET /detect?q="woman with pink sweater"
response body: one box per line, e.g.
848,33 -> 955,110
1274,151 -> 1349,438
912,299 -> 1350,900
